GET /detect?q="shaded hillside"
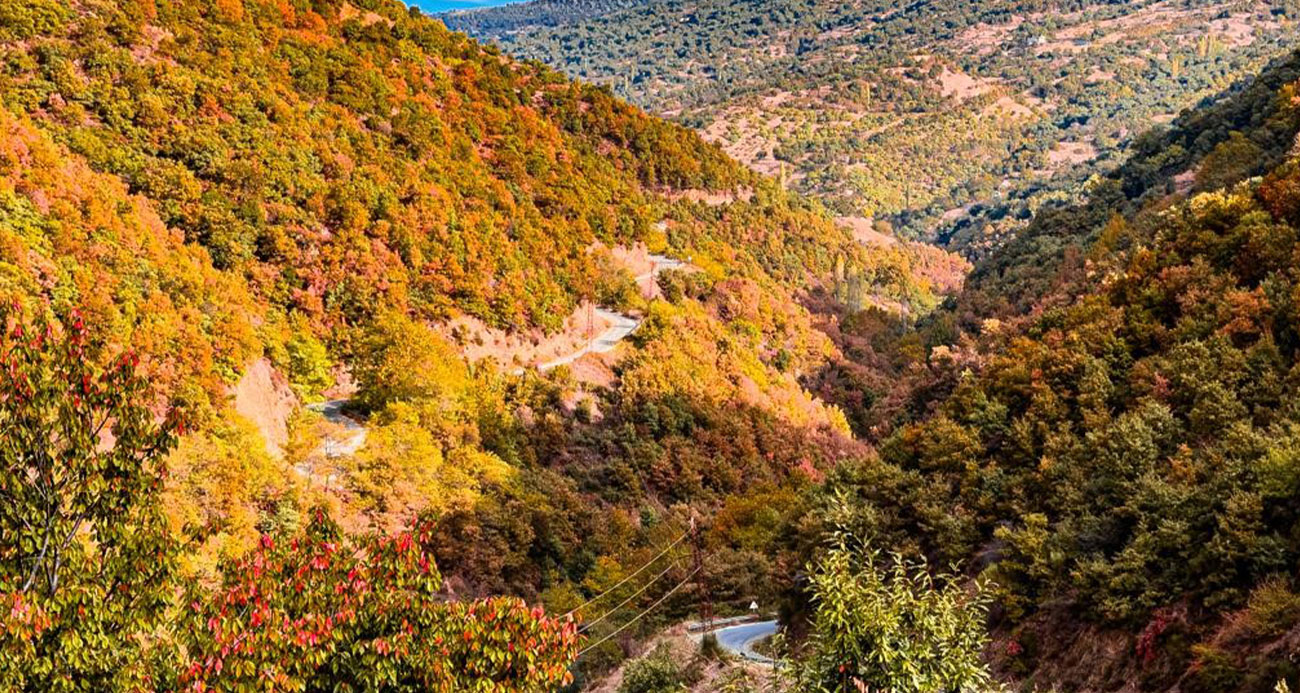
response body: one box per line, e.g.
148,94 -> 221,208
789,48 -> 1300,692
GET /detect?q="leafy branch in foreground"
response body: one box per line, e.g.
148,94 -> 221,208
788,532 -> 990,693
0,307 -> 182,690
177,509 -> 582,692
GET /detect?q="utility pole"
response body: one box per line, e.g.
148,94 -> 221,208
689,516 -> 713,634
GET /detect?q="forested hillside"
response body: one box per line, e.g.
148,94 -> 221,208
448,0 -> 1299,251
6,0 -> 1300,690
440,0 -> 648,32
0,0 -> 956,688
779,47 -> 1300,691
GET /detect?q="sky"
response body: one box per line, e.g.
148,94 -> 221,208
408,0 -> 524,12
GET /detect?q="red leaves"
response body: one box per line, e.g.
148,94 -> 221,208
1136,609 -> 1174,667
178,510 -> 579,690
0,306 -> 180,685
1,592 -> 50,639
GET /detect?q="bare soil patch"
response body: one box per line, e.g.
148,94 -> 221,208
232,358 -> 299,457
937,67 -> 997,101
1048,140 -> 1098,168
835,216 -> 897,247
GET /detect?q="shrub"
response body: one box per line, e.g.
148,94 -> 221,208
178,509 -> 580,690
700,632 -> 725,660
788,534 -> 991,693
1246,577 -> 1300,639
619,643 -> 693,693
285,329 -> 333,398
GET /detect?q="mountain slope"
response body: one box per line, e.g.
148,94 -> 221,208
0,105 -> 261,409
961,46 -> 1300,320
0,2 -> 958,684
2,0 -> 904,339
793,49 -> 1300,691
439,0 -> 649,33
0,0 -> 961,389
448,0 -> 1299,246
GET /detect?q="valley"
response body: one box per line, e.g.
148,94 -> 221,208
1,0 -> 1300,691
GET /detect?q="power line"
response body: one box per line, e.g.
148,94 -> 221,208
564,531 -> 688,620
579,561 -> 681,634
577,566 -> 701,658
689,516 -> 713,633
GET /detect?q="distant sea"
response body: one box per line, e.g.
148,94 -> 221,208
408,0 -> 525,12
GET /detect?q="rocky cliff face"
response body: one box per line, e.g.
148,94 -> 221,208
232,358 -> 299,457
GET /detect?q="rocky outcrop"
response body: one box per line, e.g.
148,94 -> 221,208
232,358 -> 299,457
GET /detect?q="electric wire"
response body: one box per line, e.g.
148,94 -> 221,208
562,531 -> 688,619
576,566 -> 701,657
578,561 -> 681,634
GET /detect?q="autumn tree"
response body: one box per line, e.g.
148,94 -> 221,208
177,509 -> 581,691
0,308 -> 181,691
787,532 -> 990,693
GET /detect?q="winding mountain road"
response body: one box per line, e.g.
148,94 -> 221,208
537,253 -> 684,372
306,399 -> 368,458
302,252 -> 687,458
711,620 -> 779,664
537,308 -> 641,371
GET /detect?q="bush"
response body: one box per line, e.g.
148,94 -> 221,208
699,632 -> 725,660
618,643 -> 694,693
1184,645 -> 1244,693
285,329 -> 333,398
1246,577 -> 1300,639
788,534 -> 991,693
0,310 -> 181,690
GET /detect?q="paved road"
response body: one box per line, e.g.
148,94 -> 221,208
538,308 -> 641,371
712,620 -> 779,664
306,399 -> 368,457
537,253 -> 685,372
636,253 -> 686,284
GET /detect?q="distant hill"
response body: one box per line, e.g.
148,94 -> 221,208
439,0 -> 653,32
448,0 -> 1300,249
